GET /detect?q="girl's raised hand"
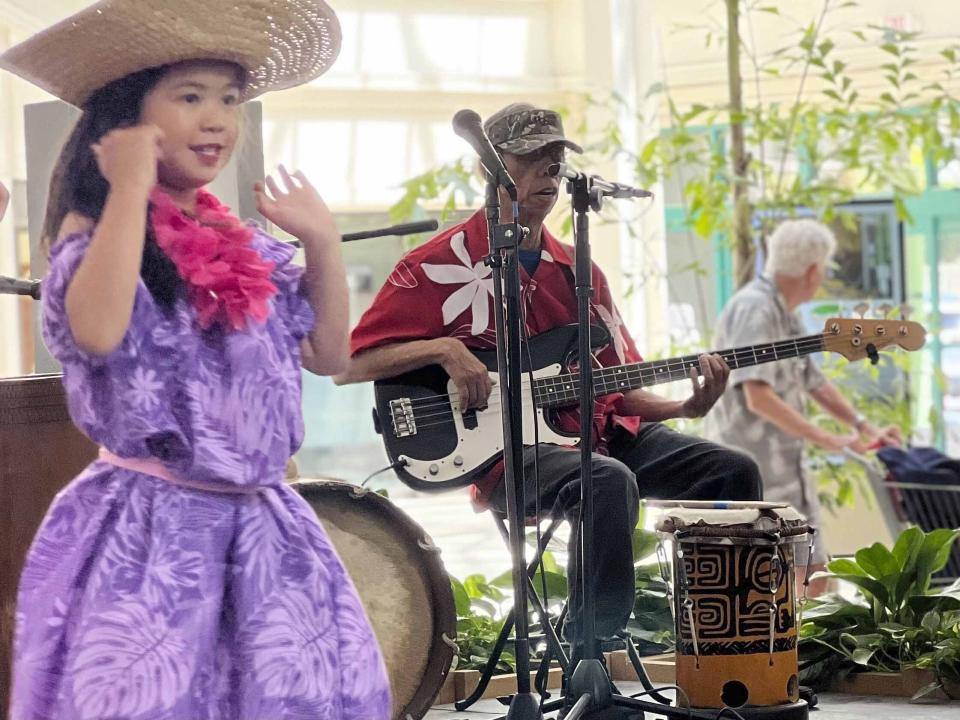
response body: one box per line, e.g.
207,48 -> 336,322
91,125 -> 164,192
254,166 -> 338,247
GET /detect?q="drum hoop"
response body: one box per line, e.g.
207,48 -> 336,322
293,480 -> 458,720
657,521 -> 812,544
663,534 -> 809,547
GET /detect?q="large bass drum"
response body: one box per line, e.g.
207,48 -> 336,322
294,480 -> 456,720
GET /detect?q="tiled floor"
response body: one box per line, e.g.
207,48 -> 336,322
424,682 -> 959,719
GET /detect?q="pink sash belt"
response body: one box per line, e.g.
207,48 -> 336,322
98,447 -> 263,495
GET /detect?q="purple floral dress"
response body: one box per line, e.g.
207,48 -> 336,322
12,228 -> 391,720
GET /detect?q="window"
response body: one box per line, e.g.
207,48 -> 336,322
266,2 -> 568,489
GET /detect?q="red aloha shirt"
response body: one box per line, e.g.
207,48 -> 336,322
350,209 -> 643,506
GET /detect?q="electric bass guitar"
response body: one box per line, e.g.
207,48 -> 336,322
372,316 -> 926,491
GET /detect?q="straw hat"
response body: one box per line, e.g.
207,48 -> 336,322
0,0 -> 341,107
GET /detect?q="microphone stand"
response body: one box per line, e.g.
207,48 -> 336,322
561,172 -> 616,719
483,170 -> 541,720
559,172 -> 756,720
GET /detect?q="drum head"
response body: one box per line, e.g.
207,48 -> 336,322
294,480 -> 456,720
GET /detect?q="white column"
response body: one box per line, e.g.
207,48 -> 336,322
0,22 -> 23,376
608,0 -> 669,356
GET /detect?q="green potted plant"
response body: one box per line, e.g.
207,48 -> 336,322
799,527 -> 960,701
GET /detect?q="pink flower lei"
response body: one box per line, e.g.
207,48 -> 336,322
149,188 -> 278,331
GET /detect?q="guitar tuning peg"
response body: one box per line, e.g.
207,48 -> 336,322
900,304 -> 913,321
853,302 -> 870,319
877,302 -> 894,319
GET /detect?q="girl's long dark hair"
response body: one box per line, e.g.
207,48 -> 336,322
43,66 -> 181,308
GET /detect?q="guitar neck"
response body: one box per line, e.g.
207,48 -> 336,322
535,333 -> 827,408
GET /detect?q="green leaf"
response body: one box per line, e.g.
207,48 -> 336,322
632,528 -> 659,562
531,568 -> 568,599
464,573 -> 506,602
830,573 -> 890,605
639,138 -> 659,165
645,82 -> 665,98
451,576 -> 471,616
539,550 -> 561,575
800,600 -> 871,623
893,197 -> 913,223
921,610 -> 941,633
878,621 -> 911,636
811,303 -> 842,316
856,543 -> 900,580
915,529 -> 960,590
827,558 -> 866,576
911,681 -> 944,701
893,527 -> 924,569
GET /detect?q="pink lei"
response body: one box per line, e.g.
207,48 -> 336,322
150,188 -> 278,331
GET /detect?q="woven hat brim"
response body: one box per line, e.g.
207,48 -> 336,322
0,0 -> 341,107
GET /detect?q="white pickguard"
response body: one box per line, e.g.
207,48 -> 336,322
399,363 -> 576,483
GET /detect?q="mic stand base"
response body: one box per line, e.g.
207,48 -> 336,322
561,660 -> 612,720
504,692 -> 543,720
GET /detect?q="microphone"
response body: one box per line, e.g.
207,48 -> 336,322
548,163 -> 654,200
452,109 -> 518,200
0,276 -> 41,299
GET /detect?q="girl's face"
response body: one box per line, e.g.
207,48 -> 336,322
140,61 -> 243,197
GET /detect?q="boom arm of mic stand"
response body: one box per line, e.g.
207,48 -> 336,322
286,219 -> 440,247
9,219 -> 442,300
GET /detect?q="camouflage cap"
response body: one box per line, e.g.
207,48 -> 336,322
483,102 -> 583,156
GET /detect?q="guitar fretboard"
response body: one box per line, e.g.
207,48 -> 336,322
532,333 -> 827,409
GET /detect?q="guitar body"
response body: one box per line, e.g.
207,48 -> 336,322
373,324 -> 609,491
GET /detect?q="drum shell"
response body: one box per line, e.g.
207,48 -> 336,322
294,480 -> 456,720
673,537 -> 801,709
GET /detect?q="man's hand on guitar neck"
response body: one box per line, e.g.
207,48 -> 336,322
620,354 -> 730,421
680,354 -> 731,419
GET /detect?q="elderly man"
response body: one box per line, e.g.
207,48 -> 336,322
336,103 -> 762,650
705,219 -> 902,594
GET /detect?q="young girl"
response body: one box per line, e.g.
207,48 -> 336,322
0,2 -> 391,718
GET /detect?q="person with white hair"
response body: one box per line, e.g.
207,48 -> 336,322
705,218 -> 902,594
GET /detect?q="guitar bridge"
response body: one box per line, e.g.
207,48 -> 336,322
389,398 -> 417,438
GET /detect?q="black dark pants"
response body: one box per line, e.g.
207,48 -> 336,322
488,422 -> 763,645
